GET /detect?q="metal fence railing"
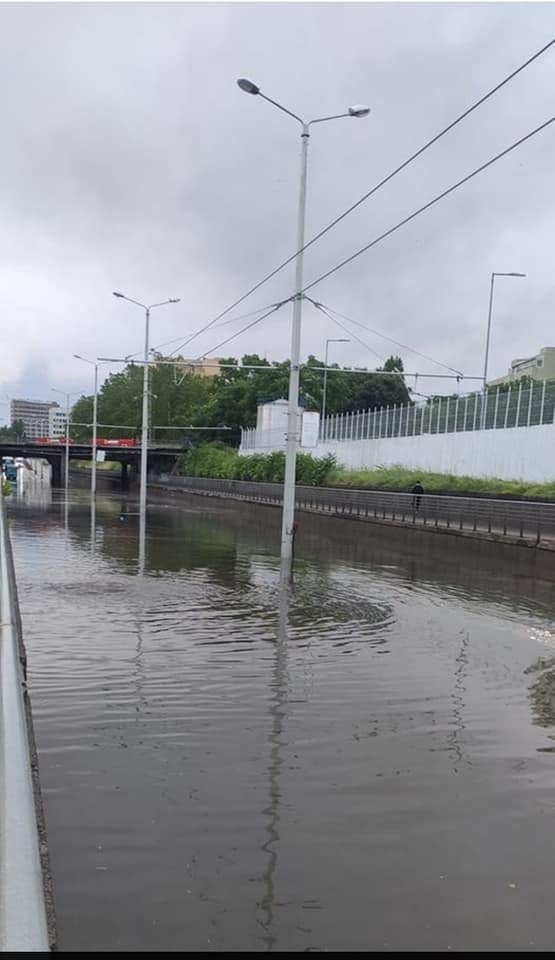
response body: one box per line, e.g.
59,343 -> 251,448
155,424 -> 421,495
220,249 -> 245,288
240,382 -> 555,450
321,381 -> 555,443
0,489 -> 50,951
157,476 -> 555,545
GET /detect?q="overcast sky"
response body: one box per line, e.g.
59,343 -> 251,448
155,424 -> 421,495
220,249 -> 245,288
1,1 -> 554,422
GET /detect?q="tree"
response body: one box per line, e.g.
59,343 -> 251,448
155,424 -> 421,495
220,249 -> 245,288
0,419 -> 26,441
69,352 -> 412,448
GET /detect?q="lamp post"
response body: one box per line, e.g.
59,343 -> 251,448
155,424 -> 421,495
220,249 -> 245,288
237,78 -> 369,583
50,388 -> 72,497
482,271 -> 526,427
73,355 -> 99,499
322,338 -> 350,435
112,292 -> 180,569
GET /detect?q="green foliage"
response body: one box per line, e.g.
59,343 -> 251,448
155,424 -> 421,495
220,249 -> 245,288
178,443 -> 337,486
2,475 -> 11,496
0,419 -> 26,441
327,466 -> 555,501
70,352 -> 411,445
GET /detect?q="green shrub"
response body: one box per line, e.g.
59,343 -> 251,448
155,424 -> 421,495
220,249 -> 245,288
177,444 -> 336,486
326,465 -> 555,500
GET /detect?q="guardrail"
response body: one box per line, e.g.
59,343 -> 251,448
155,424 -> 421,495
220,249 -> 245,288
157,476 -> 555,546
0,489 -> 49,951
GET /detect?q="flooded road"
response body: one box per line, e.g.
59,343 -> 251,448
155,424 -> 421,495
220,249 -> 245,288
7,480 -> 555,952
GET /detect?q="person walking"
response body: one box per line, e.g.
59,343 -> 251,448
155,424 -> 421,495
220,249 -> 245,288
411,480 -> 424,513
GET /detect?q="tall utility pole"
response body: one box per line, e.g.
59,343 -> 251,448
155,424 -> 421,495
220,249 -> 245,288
237,78 -> 370,582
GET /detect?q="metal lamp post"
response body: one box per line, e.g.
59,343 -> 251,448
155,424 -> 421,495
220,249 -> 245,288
237,78 -> 369,583
112,292 -> 180,569
482,271 -> 526,427
73,355 -> 99,499
322,338 -> 350,435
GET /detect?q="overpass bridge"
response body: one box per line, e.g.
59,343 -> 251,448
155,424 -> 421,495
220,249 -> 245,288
0,440 -> 185,487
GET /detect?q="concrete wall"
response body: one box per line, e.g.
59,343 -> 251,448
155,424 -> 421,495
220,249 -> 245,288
242,423 -> 555,483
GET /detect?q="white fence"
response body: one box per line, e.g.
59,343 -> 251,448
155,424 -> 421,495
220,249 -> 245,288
318,423 -> 555,484
239,383 -> 555,484
241,382 -> 555,451
322,381 -> 554,443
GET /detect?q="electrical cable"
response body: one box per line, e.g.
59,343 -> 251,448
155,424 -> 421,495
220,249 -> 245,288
301,116 -> 555,295
313,300 -> 462,375
151,40 -> 554,358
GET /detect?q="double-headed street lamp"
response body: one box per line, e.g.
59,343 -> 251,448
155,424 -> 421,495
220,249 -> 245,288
322,338 -> 350,431
73,355 -> 100,499
112,292 -> 180,568
237,78 -> 370,582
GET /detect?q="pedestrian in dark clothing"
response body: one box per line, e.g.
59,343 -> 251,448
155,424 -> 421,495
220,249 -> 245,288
411,481 -> 424,512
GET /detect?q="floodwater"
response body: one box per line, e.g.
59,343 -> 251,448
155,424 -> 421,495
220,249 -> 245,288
6,476 -> 555,952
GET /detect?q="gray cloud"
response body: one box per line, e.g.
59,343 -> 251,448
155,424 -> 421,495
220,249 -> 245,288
1,1 -> 554,421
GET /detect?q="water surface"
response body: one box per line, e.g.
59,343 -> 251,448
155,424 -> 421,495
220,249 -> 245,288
8,480 -> 555,952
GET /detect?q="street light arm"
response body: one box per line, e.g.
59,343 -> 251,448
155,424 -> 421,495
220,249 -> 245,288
112,293 -> 147,309
309,113 -> 355,126
148,299 -> 181,310
258,92 -> 305,125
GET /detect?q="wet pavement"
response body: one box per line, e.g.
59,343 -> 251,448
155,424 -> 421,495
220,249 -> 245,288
6,477 -> 555,952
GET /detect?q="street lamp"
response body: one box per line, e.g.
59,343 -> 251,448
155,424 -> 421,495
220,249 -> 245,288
112,291 -> 180,569
237,78 -> 370,583
73,355 -> 99,499
482,271 -> 526,427
50,388 -> 72,498
322,338 -> 350,431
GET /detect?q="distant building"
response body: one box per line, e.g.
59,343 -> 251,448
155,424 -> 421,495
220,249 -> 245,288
489,346 -> 555,386
10,398 -> 58,439
181,358 -> 222,378
48,406 -> 68,439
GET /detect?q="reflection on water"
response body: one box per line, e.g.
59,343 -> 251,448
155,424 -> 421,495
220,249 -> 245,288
6,479 -> 555,952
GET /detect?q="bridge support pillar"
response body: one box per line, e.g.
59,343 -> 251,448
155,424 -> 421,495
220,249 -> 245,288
50,457 -> 62,488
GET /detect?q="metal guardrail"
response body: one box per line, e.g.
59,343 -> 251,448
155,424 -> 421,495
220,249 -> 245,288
158,476 -> 555,545
0,489 -> 49,952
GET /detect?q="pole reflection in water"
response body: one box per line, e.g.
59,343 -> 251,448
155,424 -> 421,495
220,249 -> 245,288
90,498 -> 96,557
447,630 -> 471,773
258,588 -> 290,949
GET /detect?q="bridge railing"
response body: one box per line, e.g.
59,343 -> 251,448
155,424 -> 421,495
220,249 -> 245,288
0,489 -> 50,951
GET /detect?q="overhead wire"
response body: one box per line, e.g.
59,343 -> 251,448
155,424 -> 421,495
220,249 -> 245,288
313,300 -> 462,375
150,39 -> 554,359
311,302 -> 386,365
196,300 -> 289,360
301,115 -> 555,296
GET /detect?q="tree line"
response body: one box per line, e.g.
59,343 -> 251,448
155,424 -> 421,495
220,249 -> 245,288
69,352 -> 410,445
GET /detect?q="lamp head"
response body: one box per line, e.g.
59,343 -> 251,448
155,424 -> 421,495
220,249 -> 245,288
112,291 -> 125,298
237,78 -> 260,95
348,104 -> 370,118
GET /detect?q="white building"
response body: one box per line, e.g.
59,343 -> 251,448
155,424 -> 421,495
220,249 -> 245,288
48,406 -> 68,439
240,399 -> 320,453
